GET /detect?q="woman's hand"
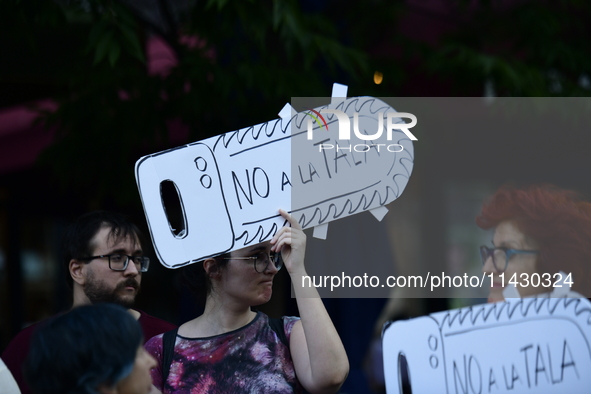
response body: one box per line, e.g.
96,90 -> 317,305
270,209 -> 307,276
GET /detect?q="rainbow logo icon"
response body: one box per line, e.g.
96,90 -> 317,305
304,108 -> 329,130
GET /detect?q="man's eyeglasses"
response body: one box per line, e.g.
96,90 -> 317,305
78,254 -> 150,272
223,251 -> 283,273
479,245 -> 539,273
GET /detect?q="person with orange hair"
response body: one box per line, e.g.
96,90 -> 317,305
477,184 -> 591,303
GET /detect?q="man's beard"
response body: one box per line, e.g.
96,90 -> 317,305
83,272 -> 140,309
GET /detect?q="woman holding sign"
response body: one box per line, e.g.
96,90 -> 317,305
478,184 -> 591,303
145,209 -> 349,393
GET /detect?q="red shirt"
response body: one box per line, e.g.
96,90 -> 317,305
1,309 -> 176,394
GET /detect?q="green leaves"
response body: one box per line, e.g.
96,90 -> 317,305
428,0 -> 591,96
92,28 -> 115,65
85,2 -> 145,67
14,0 -> 369,206
7,0 -> 591,209
118,23 -> 145,63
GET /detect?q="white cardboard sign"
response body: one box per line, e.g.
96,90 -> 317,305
135,85 -> 415,268
383,297 -> 591,394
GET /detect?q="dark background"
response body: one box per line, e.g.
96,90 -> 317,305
1,1 -> 590,392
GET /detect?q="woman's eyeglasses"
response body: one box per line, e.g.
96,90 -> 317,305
479,245 -> 539,272
224,251 -> 283,273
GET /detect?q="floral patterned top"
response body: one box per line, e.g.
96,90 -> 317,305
145,312 -> 303,393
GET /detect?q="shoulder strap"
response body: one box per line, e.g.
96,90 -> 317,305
161,327 -> 179,385
268,317 -> 289,347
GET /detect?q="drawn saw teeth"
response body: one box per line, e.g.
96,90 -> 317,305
135,84 -> 416,268
383,297 -> 591,393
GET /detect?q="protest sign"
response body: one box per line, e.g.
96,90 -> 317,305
136,84 -> 415,267
383,297 -> 591,393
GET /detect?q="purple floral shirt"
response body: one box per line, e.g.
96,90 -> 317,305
145,312 -> 302,393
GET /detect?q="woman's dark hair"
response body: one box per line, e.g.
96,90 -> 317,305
476,184 -> 591,295
24,303 -> 143,394
180,253 -> 230,304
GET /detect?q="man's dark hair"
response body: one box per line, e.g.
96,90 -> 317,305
63,211 -> 144,288
24,303 -> 143,394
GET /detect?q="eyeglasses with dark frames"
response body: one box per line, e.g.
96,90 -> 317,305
223,251 -> 283,273
77,254 -> 150,272
479,245 -> 539,273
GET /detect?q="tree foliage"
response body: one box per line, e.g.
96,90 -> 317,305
2,0 -> 590,207
426,0 -> 591,96
3,0 -> 368,206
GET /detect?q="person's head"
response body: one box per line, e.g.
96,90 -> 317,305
24,303 -> 157,394
182,241 -> 282,306
64,211 -> 148,308
476,184 -> 591,302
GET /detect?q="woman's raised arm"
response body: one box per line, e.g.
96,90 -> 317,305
271,209 -> 349,394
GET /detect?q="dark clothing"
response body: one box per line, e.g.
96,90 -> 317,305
1,309 -> 175,394
138,311 -> 178,346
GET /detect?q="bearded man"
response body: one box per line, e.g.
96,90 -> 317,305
1,211 -> 176,394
